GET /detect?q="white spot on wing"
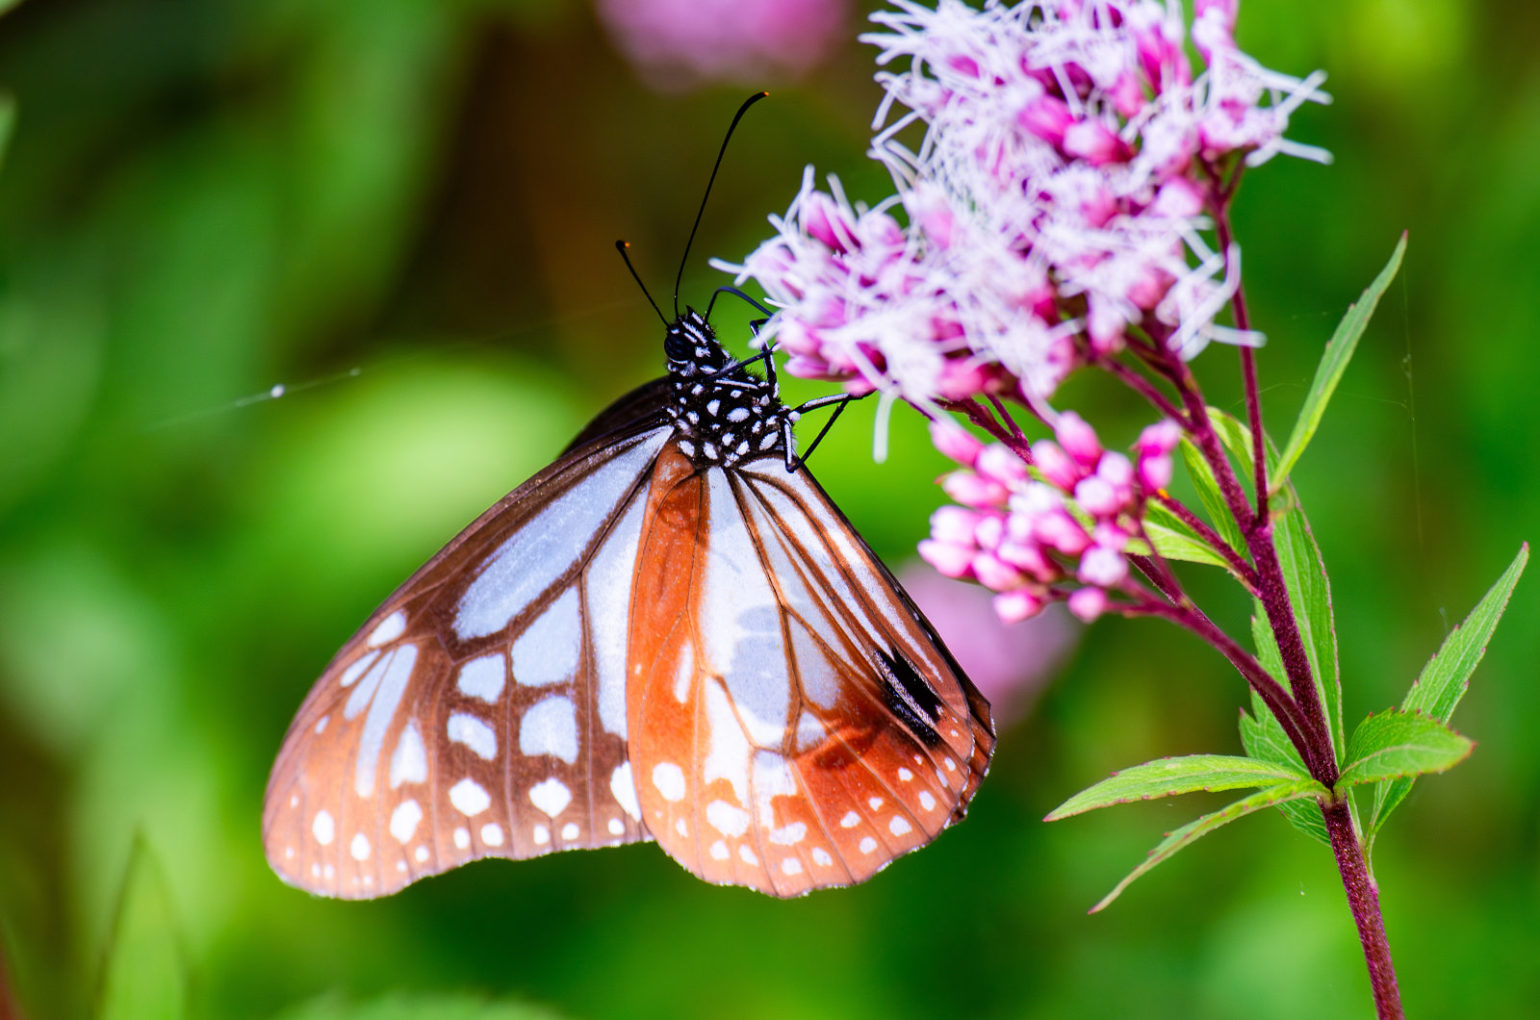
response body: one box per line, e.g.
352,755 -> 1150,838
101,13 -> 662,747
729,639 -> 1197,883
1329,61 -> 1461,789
481,823 -> 504,847
368,610 -> 406,647
710,840 -> 729,860
706,800 -> 750,837
608,818 -> 624,836
352,645 -> 419,797
530,777 -> 572,817
587,496 -> 650,738
919,791 -> 937,811
455,432 -> 666,639
652,762 -> 686,802
859,836 -> 877,854
339,651 -> 379,688
389,800 -> 422,844
739,845 -> 758,866
350,832 -> 371,861
414,845 -> 429,863
751,751 -> 797,827
511,589 -> 581,687
839,811 -> 860,828
562,822 -> 579,841
447,712 -> 497,760
453,827 -> 470,849
519,695 -> 579,764
889,816 -> 913,836
449,778 -> 491,816
456,653 -> 505,703
610,763 -> 641,820
389,719 -> 428,789
312,810 -> 334,846
769,822 -> 807,846
781,858 -> 803,875
812,847 -> 833,867
703,681 -> 750,805
533,824 -> 550,845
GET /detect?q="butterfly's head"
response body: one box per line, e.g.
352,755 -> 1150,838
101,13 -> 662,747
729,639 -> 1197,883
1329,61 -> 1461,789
664,307 -> 730,378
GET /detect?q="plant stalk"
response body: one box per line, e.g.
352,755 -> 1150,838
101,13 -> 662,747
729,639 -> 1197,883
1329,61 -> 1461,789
1321,798 -> 1404,1019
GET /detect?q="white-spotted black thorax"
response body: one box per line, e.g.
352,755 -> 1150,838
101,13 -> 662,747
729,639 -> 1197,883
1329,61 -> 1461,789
664,308 -> 794,469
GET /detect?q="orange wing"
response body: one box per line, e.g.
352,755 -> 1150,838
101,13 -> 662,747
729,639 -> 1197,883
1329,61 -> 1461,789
263,424 -> 672,898
625,446 -> 995,897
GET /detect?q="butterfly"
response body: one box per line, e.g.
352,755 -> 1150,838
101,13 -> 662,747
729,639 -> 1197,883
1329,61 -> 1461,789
262,98 -> 995,900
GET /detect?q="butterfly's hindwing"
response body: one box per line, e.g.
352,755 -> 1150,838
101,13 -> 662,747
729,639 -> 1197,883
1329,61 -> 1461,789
625,446 -> 994,897
263,424 -> 673,898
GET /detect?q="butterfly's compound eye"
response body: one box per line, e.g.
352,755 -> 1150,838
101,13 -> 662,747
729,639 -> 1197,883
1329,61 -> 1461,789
664,327 -> 693,363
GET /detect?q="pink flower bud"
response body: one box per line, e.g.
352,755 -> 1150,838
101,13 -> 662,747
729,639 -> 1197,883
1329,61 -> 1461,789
977,443 -> 1029,487
1109,71 -> 1146,119
1092,521 -> 1130,552
1097,452 -> 1134,487
931,420 -> 984,468
1033,508 -> 1091,556
919,539 -> 975,579
1030,439 -> 1081,491
1074,475 -> 1120,517
1135,419 -> 1184,457
943,471 -> 1008,510
802,192 -> 852,254
1018,96 -> 1073,147
1078,545 -> 1128,587
994,589 -> 1046,624
972,552 -> 1026,592
996,539 -> 1054,581
930,506 -> 980,546
1054,412 -> 1102,467
1064,119 -> 1133,166
1137,453 -> 1172,492
1067,587 -> 1108,622
973,513 -> 1005,551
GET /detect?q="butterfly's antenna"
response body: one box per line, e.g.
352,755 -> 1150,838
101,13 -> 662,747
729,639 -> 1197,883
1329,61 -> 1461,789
674,91 -> 769,319
615,240 -> 669,328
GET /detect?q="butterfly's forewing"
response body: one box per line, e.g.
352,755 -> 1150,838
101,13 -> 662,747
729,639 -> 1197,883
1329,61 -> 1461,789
626,446 -> 994,897
263,417 -> 674,899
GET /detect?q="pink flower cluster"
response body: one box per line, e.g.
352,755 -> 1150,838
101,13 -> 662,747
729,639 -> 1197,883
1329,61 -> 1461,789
722,0 -> 1328,404
919,415 -> 1181,623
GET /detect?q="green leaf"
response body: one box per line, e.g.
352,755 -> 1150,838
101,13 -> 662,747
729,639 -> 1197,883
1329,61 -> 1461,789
1369,544 -> 1528,838
1089,780 -> 1327,912
1047,755 -> 1309,820
1143,500 -> 1231,569
1339,710 -> 1473,788
1180,438 -> 1248,560
98,838 -> 186,1020
1273,234 -> 1407,491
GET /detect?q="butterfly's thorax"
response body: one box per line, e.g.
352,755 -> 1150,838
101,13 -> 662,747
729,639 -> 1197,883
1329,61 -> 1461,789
664,308 -> 794,469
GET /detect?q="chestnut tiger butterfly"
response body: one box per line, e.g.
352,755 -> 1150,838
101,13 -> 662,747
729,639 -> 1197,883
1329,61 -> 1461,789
262,95 -> 995,899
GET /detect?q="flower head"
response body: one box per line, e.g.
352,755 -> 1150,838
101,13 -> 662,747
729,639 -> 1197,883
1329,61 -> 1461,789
723,0 -> 1328,403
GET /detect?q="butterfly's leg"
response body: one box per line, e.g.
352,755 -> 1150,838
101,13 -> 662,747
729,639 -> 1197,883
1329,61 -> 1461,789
784,392 -> 869,472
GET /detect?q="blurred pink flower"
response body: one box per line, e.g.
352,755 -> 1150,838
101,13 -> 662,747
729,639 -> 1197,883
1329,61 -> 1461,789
901,564 -> 1078,726
597,0 -> 850,89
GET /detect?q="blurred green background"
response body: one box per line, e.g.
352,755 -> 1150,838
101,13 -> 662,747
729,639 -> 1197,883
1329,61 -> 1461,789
1,0 -> 1535,1017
